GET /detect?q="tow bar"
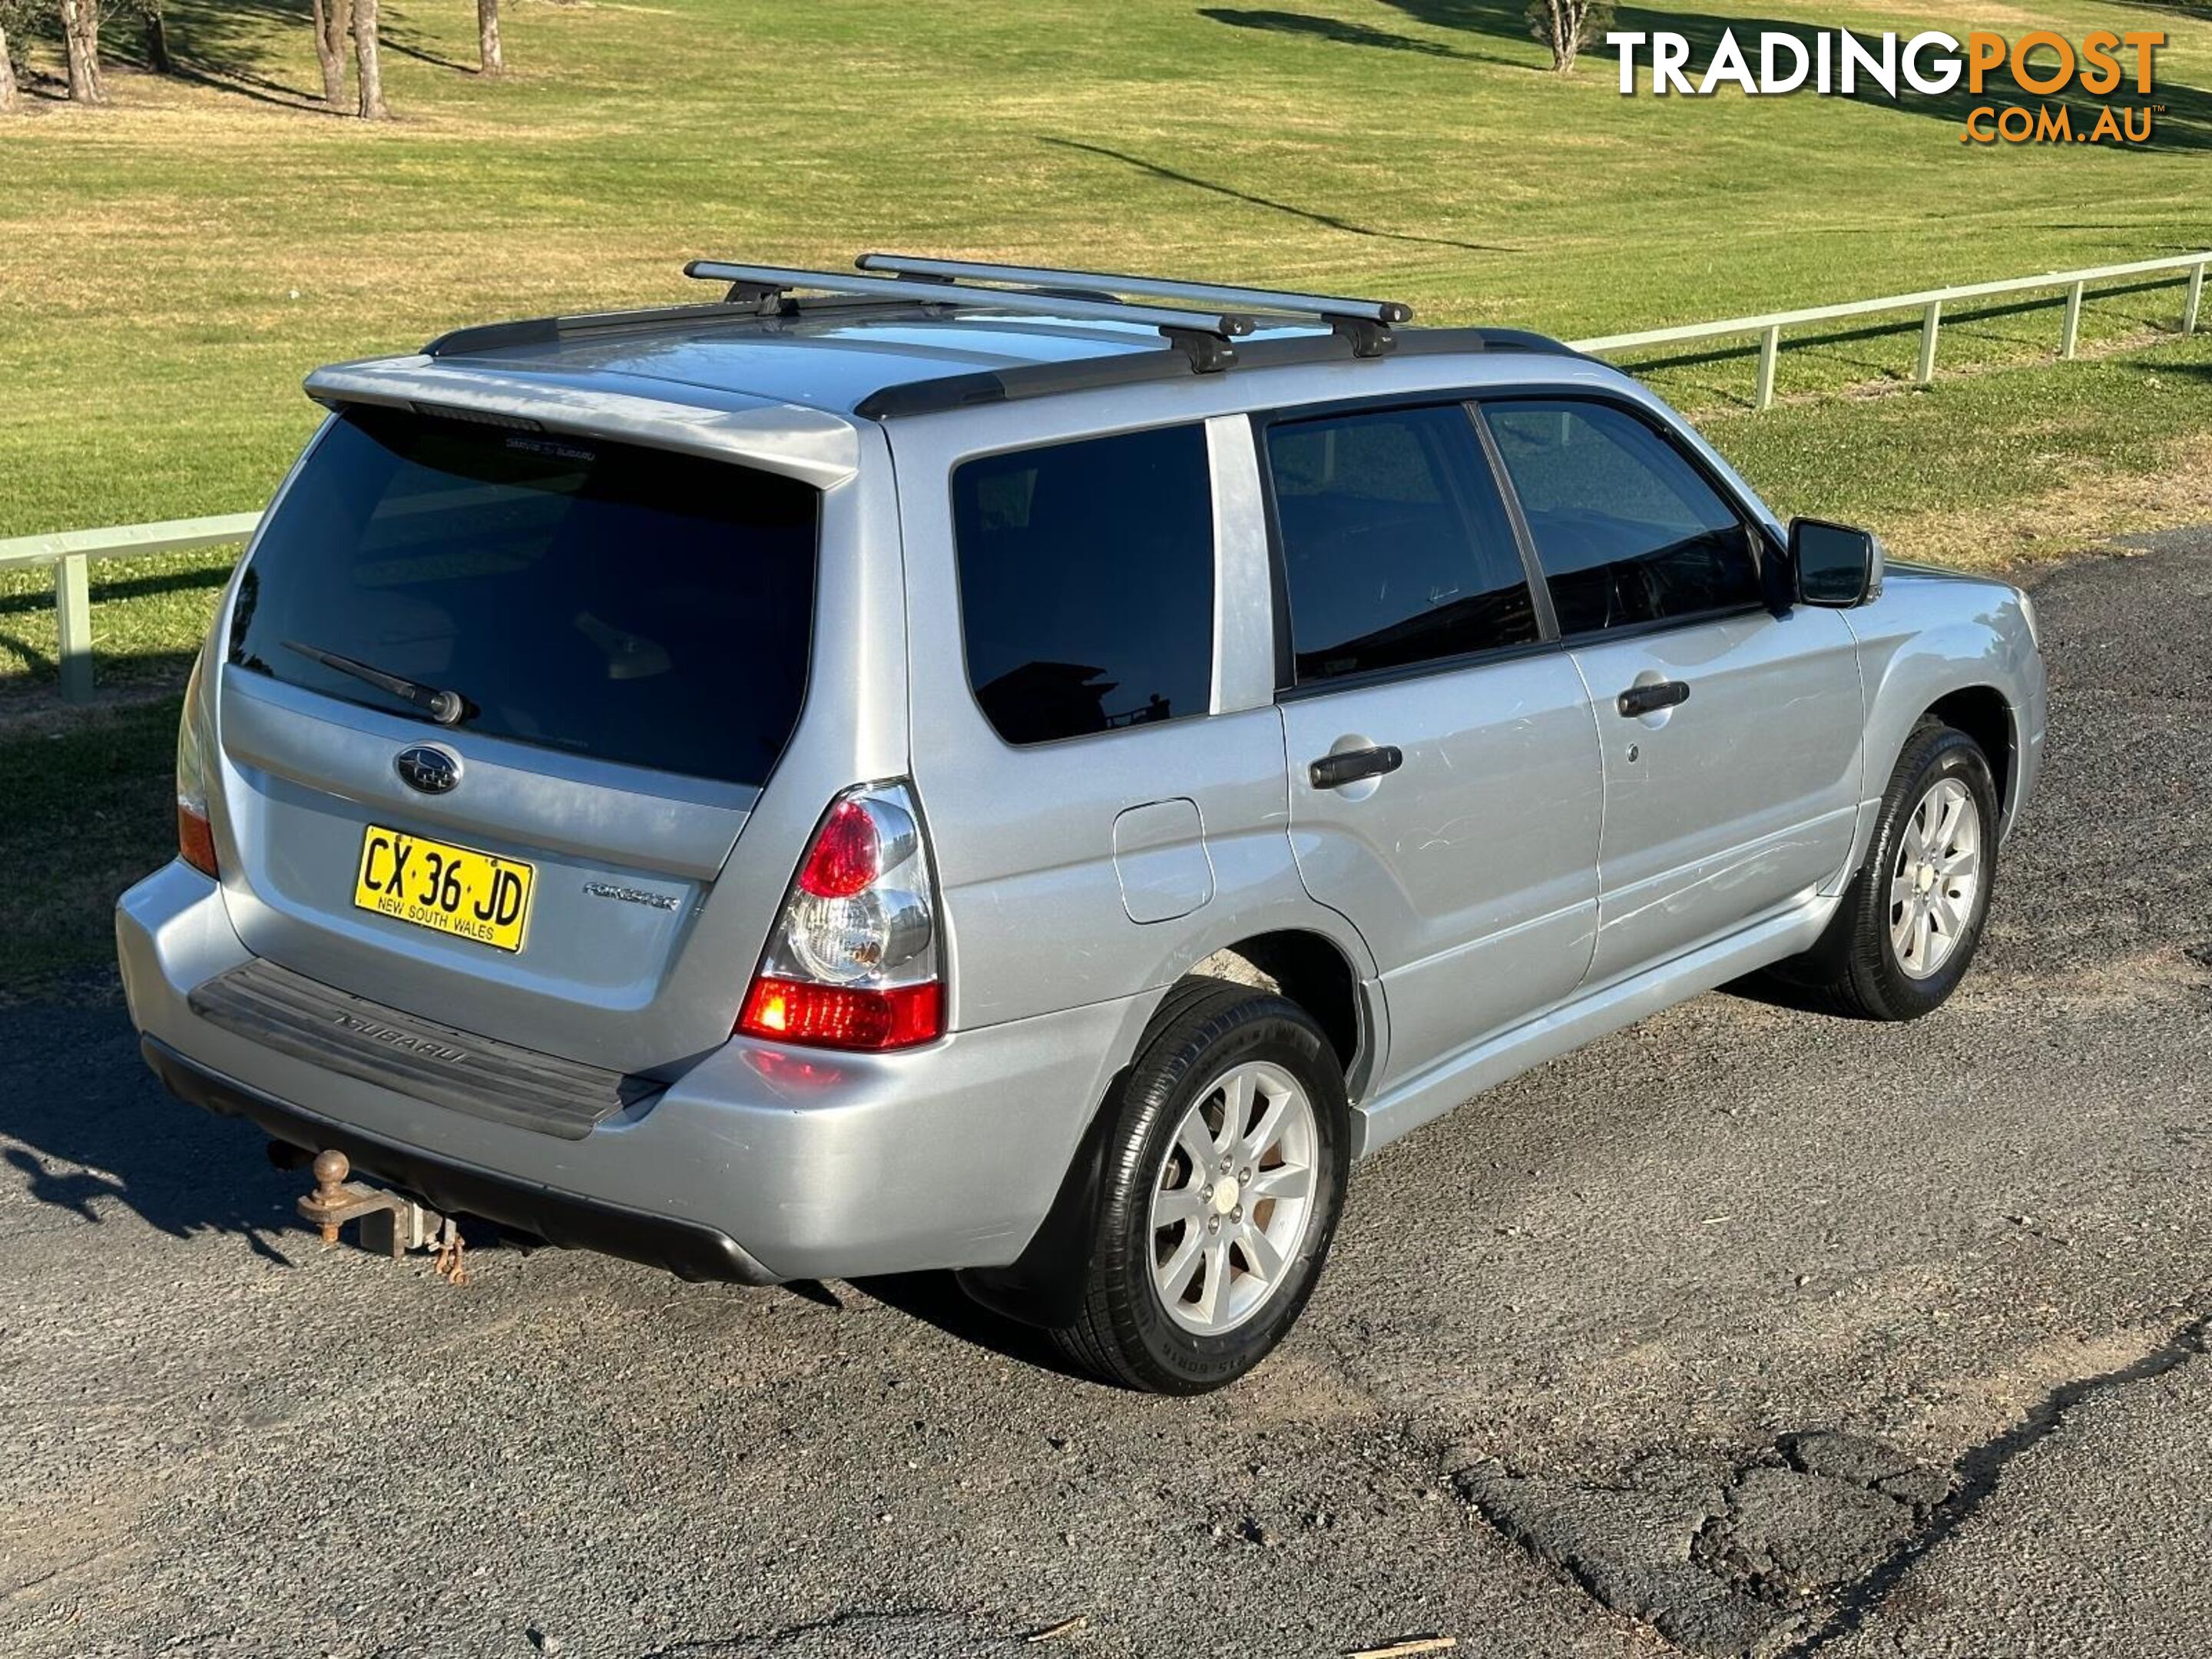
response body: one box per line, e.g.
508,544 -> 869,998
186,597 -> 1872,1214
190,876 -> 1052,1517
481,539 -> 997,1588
295,1148 -> 468,1283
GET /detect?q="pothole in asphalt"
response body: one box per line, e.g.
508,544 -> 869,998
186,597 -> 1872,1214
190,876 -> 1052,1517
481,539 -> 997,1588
1452,1430 -> 1951,1658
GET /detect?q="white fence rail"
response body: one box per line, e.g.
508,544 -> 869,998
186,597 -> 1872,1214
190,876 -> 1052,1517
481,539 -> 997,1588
1570,250 -> 2209,411
0,513 -> 263,703
5,250 -> 2207,704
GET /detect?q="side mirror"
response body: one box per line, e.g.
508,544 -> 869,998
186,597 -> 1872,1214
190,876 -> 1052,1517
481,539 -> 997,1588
1790,518 -> 1884,608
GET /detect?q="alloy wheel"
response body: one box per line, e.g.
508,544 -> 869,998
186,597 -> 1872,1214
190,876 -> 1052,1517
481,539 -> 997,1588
1889,777 -> 1982,980
1147,1060 -> 1319,1336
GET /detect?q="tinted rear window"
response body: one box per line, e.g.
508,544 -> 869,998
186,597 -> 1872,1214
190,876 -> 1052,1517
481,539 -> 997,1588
1267,403 -> 1538,683
952,424 -> 1214,747
229,407 -> 818,787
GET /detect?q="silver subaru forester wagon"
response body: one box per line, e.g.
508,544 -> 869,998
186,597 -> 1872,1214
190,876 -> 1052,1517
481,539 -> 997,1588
118,256 -> 2047,1392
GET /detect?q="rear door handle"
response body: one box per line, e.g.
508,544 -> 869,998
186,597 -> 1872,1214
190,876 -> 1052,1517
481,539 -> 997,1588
1309,745 -> 1404,790
1616,680 -> 1690,718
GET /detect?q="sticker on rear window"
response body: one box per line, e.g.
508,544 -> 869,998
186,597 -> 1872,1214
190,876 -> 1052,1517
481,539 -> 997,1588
505,434 -> 598,463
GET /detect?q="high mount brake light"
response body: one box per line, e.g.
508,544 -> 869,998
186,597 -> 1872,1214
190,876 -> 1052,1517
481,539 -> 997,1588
737,782 -> 942,1051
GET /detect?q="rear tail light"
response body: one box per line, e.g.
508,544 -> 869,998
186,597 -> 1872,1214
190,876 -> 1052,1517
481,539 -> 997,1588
738,781 -> 943,1051
176,654 -> 219,879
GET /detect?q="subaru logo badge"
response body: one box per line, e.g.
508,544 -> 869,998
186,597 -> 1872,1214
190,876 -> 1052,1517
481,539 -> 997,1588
395,744 -> 462,795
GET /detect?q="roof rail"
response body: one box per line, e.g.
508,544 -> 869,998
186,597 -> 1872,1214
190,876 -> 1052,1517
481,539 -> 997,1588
684,260 -> 1255,371
424,300 -> 773,359
853,326 -> 1586,421
855,253 -> 1412,357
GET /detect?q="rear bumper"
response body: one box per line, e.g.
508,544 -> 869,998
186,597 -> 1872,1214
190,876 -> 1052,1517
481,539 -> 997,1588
118,861 -> 1148,1283
141,1035 -> 773,1283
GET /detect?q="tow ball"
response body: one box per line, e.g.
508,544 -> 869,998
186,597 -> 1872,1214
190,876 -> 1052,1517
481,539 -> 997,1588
294,1148 -> 468,1283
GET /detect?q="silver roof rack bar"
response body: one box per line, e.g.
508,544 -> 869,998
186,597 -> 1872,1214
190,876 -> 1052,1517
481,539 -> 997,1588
855,253 -> 1413,328
684,260 -> 1255,369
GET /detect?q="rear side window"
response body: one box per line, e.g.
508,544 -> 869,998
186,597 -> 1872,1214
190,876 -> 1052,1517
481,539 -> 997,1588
229,406 -> 817,787
953,425 -> 1214,746
1266,403 -> 1538,684
1484,400 -> 1759,635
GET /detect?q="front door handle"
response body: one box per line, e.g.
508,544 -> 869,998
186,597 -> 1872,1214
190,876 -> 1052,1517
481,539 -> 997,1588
1617,680 -> 1690,718
1310,745 -> 1404,790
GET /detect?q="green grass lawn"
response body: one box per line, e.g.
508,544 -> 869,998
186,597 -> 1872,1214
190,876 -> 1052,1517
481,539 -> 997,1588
2,0 -> 2208,695
1710,327 -> 2212,554
1,0 -> 2208,988
1,0 -> 2206,538
0,697 -> 180,993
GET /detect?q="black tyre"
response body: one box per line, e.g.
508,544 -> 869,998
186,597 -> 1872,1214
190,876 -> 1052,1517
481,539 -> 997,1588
1778,720 -> 2000,1020
1048,977 -> 1350,1394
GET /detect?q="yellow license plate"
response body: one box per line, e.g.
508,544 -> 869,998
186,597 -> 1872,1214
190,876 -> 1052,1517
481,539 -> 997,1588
353,824 -> 535,952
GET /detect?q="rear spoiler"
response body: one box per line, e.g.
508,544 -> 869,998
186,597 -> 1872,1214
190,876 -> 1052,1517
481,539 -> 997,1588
304,358 -> 861,489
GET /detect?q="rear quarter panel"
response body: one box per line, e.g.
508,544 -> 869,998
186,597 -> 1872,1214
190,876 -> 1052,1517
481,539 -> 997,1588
888,399 -> 1370,1037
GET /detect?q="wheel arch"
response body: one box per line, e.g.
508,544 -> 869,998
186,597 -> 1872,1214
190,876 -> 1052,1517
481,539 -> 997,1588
1184,929 -> 1373,1098
1846,569 -> 2043,852
1841,677 -> 2020,890
1923,684 -> 2015,824
958,922 -> 1377,1330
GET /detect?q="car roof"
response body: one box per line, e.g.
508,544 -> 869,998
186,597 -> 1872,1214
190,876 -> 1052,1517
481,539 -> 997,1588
426,305 -> 1219,412
400,299 -> 1586,422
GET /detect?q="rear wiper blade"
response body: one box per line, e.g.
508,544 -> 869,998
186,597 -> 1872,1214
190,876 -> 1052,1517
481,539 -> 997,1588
282,640 -> 475,727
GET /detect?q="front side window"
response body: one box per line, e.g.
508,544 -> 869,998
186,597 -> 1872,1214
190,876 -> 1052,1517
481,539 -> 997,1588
1485,399 -> 1759,636
952,425 -> 1214,747
1265,403 -> 1538,684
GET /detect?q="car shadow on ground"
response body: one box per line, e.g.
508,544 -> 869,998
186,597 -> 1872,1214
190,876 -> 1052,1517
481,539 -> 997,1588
1722,970 -> 1871,1019
0,993 -> 515,1274
0,998 -> 306,1264
849,1272 -> 1106,1385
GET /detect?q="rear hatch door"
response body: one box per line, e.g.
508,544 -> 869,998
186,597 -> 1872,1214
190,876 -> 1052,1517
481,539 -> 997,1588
210,401 -> 825,1074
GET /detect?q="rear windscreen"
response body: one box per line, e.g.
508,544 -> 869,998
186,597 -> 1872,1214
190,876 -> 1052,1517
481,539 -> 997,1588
229,406 -> 818,788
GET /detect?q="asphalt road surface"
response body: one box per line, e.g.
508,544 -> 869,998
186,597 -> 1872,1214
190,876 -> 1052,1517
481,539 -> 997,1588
3,530 -> 2207,1658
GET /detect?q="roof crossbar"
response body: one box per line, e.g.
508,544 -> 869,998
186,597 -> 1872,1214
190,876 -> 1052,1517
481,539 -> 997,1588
854,253 -> 1412,357
684,260 -> 1254,371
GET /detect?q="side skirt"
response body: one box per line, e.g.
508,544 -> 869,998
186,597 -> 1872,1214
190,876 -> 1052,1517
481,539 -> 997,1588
1351,893 -> 1838,1158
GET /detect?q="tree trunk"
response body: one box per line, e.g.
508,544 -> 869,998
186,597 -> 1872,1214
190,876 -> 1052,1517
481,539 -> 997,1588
1547,1 -> 1576,72
477,0 -> 503,75
59,0 -> 108,104
146,7 -> 173,75
353,0 -> 388,119
310,0 -> 347,106
0,25 -> 18,114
